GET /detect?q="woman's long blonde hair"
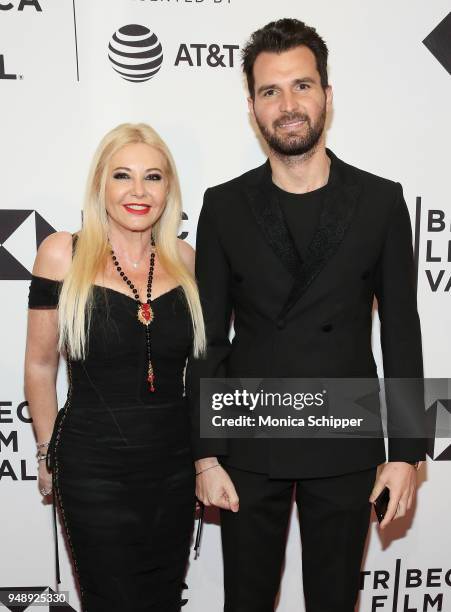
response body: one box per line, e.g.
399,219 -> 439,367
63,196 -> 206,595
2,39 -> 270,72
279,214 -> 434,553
58,123 -> 206,359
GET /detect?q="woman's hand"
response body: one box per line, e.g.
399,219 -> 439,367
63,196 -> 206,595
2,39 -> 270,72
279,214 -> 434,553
38,461 -> 53,497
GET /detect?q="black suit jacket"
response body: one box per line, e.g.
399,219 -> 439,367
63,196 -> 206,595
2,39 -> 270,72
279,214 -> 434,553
187,149 -> 426,478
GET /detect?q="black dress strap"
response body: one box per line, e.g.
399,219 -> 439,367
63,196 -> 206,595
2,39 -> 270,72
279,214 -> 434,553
28,275 -> 61,310
28,233 -> 78,310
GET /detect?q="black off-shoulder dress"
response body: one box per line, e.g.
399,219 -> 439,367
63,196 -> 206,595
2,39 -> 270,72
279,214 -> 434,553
29,275 -> 196,612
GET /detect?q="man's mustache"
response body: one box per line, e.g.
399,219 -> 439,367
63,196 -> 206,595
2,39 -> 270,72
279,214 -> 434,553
273,113 -> 311,129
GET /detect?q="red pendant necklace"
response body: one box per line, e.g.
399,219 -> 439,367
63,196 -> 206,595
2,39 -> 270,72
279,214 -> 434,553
110,235 -> 156,392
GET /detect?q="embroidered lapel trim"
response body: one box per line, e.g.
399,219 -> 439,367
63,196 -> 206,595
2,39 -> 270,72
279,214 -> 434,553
246,160 -> 302,280
280,151 -> 361,316
243,151 -> 361,317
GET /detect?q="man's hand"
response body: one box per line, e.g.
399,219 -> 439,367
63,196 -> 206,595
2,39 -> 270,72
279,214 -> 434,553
369,461 -> 420,529
195,457 -> 239,512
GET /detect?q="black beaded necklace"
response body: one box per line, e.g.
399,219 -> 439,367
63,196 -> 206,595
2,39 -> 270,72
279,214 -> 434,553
110,235 -> 156,392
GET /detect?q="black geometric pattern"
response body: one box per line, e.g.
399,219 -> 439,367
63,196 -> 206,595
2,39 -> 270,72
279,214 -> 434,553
35,213 -> 56,249
0,246 -> 30,280
423,11 -> 451,75
0,210 -> 56,280
0,210 -> 33,244
426,399 -> 451,461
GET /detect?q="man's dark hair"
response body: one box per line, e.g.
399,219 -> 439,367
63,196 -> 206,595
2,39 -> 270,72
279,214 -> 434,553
242,18 -> 329,98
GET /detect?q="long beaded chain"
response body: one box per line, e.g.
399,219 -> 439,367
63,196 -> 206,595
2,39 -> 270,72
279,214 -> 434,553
110,235 -> 156,392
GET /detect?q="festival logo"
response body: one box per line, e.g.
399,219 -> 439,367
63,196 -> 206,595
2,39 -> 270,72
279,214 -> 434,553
361,558 -> 451,611
0,0 -> 42,11
0,54 -> 17,80
423,11 -> 451,75
426,399 -> 451,461
0,210 -> 55,280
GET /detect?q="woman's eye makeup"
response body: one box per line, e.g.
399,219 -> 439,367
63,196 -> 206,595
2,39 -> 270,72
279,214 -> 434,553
112,172 -> 162,181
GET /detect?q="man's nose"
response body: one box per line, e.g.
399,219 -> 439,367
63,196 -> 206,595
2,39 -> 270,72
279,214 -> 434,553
279,90 -> 299,113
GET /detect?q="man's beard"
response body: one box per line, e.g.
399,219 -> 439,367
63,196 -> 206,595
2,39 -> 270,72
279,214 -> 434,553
256,106 -> 327,158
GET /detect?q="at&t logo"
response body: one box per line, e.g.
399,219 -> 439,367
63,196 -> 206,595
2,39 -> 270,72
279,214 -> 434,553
175,43 -> 239,67
108,23 -> 239,83
108,24 -> 163,83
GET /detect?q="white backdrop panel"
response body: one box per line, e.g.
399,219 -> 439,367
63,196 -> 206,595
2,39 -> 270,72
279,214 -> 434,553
1,1 -> 450,610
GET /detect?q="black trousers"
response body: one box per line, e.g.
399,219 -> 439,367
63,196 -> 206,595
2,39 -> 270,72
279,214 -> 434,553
220,465 -> 377,612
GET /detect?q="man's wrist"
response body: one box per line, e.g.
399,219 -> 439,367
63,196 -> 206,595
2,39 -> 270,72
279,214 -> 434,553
385,460 -> 423,471
195,456 -> 219,470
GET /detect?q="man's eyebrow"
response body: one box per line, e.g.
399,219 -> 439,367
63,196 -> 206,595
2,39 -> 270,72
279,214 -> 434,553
293,77 -> 316,85
256,77 -> 316,95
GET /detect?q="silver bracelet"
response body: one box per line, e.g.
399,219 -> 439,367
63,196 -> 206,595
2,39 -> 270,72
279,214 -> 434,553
196,463 -> 220,476
37,453 -> 48,462
36,441 -> 50,449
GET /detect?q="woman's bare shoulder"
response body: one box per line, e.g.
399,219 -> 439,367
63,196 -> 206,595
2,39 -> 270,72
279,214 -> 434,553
177,238 -> 195,274
32,231 -> 75,281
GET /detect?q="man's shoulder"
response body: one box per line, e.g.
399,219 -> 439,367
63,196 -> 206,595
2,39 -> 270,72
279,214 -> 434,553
205,162 -> 267,200
334,152 -> 400,194
207,153 -> 401,194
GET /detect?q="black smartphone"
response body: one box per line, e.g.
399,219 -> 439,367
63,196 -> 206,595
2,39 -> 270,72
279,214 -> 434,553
373,486 -> 390,523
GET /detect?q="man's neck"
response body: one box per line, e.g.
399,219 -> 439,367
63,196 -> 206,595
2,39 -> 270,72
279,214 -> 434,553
269,145 -> 331,194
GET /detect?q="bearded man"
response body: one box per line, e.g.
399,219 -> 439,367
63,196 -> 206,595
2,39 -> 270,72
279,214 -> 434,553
189,18 -> 425,612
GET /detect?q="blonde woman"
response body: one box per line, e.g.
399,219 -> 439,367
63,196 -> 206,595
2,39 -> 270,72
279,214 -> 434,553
25,123 -> 205,611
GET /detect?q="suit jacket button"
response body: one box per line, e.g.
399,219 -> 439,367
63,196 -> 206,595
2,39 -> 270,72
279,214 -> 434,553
277,318 -> 286,330
322,323 -> 333,332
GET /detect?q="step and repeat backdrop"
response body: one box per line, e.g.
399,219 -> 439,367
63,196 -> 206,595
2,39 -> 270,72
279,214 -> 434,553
1,1 -> 450,610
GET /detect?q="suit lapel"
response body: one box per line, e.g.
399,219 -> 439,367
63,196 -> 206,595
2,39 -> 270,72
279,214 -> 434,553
279,150 -> 361,317
246,160 -> 302,280
244,151 -> 361,318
